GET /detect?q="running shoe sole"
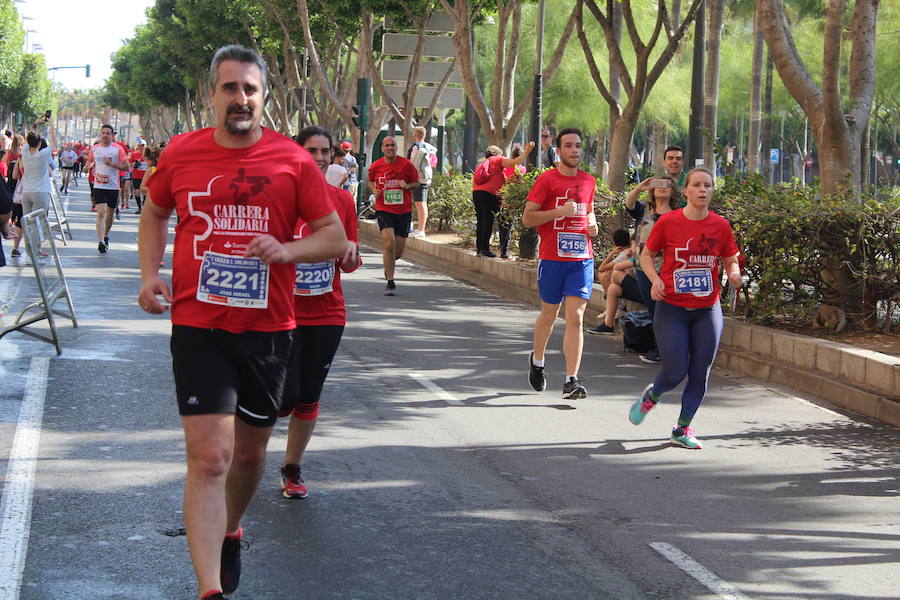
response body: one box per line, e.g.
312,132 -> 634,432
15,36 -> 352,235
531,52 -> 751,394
562,386 -> 587,400
281,480 -> 309,499
670,431 -> 703,450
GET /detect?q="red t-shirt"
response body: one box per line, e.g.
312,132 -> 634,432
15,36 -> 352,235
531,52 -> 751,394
368,156 -> 419,214
116,141 -> 129,176
0,161 -> 6,178
527,168 -> 597,261
147,127 -> 335,333
130,150 -> 148,179
293,187 -> 360,327
645,209 -> 739,309
503,164 -> 525,182
472,156 -> 506,195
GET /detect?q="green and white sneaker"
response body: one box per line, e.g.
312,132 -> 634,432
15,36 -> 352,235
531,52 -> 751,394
671,426 -> 703,449
629,383 -> 656,425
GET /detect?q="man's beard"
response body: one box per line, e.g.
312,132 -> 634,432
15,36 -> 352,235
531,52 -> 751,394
560,155 -> 580,169
225,105 -> 255,135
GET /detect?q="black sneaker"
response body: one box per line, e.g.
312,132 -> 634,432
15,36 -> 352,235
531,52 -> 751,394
385,280 -> 397,296
562,377 -> 587,400
478,250 -> 498,258
220,534 -> 247,594
639,349 -> 661,363
528,352 -> 546,391
98,241 -> 107,254
586,323 -> 615,335
202,594 -> 226,600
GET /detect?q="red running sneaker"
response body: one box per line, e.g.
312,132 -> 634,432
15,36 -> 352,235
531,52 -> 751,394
280,464 -> 309,499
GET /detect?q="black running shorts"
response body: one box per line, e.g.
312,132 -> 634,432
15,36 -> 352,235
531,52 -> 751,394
170,325 -> 292,427
375,210 -> 412,238
93,188 -> 119,208
280,325 -> 344,414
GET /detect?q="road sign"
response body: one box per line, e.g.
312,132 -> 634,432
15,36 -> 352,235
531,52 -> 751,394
770,148 -> 780,164
385,12 -> 455,33
805,156 -> 813,167
383,85 -> 464,109
382,60 -> 460,85
382,34 -> 455,58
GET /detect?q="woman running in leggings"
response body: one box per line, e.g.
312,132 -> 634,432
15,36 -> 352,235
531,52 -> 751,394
278,126 -> 361,498
627,167 -> 741,449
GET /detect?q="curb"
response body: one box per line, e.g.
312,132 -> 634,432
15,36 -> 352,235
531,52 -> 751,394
358,220 -> 900,428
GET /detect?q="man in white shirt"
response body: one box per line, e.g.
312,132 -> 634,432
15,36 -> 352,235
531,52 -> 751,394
83,125 -> 129,254
406,126 -> 436,237
59,144 -> 78,194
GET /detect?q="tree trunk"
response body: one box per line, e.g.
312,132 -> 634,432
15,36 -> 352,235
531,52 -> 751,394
702,0 -> 726,177
607,108 -> 640,192
652,120 -> 667,172
441,0 -> 578,150
760,53 -> 773,181
608,0 -> 622,135
758,0 -> 878,196
576,0 -> 704,191
747,11 -> 763,173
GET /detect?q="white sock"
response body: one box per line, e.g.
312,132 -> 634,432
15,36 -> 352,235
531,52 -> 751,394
567,375 -> 577,382
532,356 -> 545,367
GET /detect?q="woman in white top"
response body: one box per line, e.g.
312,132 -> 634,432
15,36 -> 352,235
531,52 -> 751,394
11,131 -> 53,256
324,146 -> 350,189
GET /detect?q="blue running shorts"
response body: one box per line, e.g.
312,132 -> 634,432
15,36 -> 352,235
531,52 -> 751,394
537,258 -> 594,305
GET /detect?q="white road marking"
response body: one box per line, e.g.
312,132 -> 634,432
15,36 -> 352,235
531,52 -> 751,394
650,542 -> 752,600
0,356 -> 50,598
409,373 -> 462,406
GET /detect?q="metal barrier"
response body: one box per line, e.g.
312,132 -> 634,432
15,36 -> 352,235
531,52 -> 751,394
0,209 -> 78,354
48,176 -> 73,244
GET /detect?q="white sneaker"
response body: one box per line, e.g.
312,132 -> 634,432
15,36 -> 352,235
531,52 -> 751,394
409,230 -> 426,238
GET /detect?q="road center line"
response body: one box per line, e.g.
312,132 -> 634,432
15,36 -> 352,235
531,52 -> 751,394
408,373 -> 462,406
650,542 -> 752,600
0,356 -> 50,598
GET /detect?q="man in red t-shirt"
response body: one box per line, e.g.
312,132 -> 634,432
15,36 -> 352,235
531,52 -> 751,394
366,135 -> 419,295
130,142 -> 148,214
138,45 -> 346,600
522,128 -> 598,400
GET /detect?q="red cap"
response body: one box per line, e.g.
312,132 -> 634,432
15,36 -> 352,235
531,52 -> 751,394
341,141 -> 352,151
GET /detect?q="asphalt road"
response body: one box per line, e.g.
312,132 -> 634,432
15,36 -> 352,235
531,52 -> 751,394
0,182 -> 897,600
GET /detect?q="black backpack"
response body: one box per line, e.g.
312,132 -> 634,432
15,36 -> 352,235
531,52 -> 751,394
622,310 -> 656,354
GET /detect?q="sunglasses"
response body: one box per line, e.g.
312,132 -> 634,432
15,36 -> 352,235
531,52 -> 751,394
541,134 -> 549,138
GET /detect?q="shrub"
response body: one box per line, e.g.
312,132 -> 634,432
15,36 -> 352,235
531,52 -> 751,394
429,173 -> 476,242
716,174 -> 900,331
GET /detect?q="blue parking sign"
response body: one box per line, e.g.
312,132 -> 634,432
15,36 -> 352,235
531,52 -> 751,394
770,148 -> 780,163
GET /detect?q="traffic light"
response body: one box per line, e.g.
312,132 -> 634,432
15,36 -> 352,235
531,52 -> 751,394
352,105 -> 362,128
85,64 -> 90,78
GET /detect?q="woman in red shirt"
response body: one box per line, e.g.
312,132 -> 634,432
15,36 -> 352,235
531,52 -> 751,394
278,126 -> 361,499
628,168 -> 742,449
471,142 -> 532,258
